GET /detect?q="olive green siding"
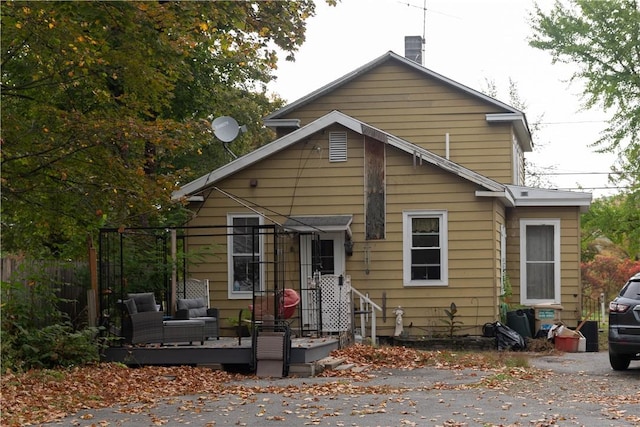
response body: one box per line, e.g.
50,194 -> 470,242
182,57 -> 586,336
283,62 -> 516,185
187,127 -> 505,334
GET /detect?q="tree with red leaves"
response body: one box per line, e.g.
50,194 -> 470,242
582,255 -> 640,302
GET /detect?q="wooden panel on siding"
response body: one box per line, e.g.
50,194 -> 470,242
365,136 -> 385,239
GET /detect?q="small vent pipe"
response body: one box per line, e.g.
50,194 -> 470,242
445,133 -> 450,160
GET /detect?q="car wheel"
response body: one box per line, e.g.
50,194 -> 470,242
609,351 -> 631,370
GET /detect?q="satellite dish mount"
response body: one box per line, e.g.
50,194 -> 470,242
212,116 -> 247,159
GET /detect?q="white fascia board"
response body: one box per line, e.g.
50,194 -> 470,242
173,111 -> 361,200
505,185 -> 592,211
262,118 -> 301,129
486,113 -> 533,151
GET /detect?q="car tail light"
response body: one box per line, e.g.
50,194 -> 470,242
609,301 -> 630,313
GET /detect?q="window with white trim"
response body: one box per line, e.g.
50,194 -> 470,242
519,219 -> 560,304
228,214 -> 263,299
403,210 -> 448,286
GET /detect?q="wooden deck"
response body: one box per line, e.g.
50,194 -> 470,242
102,336 -> 340,368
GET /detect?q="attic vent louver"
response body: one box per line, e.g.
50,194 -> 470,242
329,132 -> 347,162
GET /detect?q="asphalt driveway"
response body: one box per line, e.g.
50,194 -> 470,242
43,351 -> 640,427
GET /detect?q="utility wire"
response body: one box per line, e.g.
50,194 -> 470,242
538,120 -> 608,125
537,171 -> 623,176
212,186 -> 328,234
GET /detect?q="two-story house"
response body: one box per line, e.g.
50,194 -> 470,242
173,51 -> 591,338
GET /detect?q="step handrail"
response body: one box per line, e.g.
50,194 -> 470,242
351,287 -> 382,345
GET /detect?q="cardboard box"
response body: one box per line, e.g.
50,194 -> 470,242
533,304 -> 564,333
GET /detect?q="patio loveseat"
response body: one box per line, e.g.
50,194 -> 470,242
121,293 -> 205,345
175,297 -> 220,340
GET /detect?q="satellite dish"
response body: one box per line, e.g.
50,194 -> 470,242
211,115 -> 247,159
212,116 -> 241,143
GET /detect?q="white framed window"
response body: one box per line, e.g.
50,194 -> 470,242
519,219 -> 561,304
402,210 -> 448,286
227,213 -> 263,299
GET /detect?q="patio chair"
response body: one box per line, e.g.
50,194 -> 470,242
175,297 -> 220,340
122,293 -> 164,344
122,293 -> 207,345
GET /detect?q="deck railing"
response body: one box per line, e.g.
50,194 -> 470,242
351,287 -> 382,345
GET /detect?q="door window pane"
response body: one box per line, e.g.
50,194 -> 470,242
312,238 -> 335,275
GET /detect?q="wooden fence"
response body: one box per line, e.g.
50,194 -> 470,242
1,257 -> 91,328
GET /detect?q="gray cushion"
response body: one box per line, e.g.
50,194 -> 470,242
177,298 -> 208,318
123,298 -> 137,315
128,293 -> 158,313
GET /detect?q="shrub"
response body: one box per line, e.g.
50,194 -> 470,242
1,323 -> 101,370
1,263 -> 103,371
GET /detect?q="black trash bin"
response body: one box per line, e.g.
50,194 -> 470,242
507,310 -> 532,339
580,320 -> 599,352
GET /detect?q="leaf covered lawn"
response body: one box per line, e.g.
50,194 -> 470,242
2,345 -> 638,426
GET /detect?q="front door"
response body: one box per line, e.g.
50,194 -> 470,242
300,232 -> 345,329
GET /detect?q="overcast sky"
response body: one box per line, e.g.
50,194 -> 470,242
267,0 -> 621,198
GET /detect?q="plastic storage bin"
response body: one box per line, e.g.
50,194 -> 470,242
555,335 -> 579,352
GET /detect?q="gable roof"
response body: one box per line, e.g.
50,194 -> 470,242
264,51 -> 533,151
174,110 -> 591,209
172,110 -> 506,201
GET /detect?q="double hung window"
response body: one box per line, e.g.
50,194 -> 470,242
520,219 -> 560,304
228,214 -> 263,299
403,210 -> 448,286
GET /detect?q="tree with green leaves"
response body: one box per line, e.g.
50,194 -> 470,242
582,193 -> 640,261
528,0 -> 640,192
1,1 -> 322,259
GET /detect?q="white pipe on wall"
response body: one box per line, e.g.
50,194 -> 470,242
445,133 -> 450,160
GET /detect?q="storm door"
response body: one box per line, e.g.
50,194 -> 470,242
300,232 -> 349,332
